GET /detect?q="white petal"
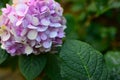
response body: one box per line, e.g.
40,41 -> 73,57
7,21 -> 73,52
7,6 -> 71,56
14,37 -> 22,42
1,44 -> 5,49
25,45 -> 33,55
32,17 -> 39,26
1,32 -> 11,41
63,25 -> 67,30
27,30 -> 38,40
8,15 -> 17,23
35,44 -> 42,48
21,29 -> 27,36
16,20 -> 22,26
50,23 -> 61,27
14,37 -> 26,44
37,26 -> 48,32
49,31 -> 57,38
15,4 -> 27,11
36,36 -> 41,42
27,25 -> 37,29
10,27 -> 17,37
31,41 -> 36,47
41,19 -> 50,26
45,48 -> 51,52
43,41 -> 52,48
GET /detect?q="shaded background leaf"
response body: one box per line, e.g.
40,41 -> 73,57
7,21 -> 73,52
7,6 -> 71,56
0,48 -> 9,64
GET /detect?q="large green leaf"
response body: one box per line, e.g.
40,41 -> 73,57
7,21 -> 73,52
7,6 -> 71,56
19,55 -> 47,80
45,54 -> 62,80
0,48 -> 9,64
60,40 -> 109,80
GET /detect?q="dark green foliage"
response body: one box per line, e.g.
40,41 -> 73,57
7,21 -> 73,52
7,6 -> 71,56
19,55 -> 47,80
0,0 -> 10,8
0,48 -> 9,64
45,54 -> 62,80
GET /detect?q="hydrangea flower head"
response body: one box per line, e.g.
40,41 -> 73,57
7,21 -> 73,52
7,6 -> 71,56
0,0 -> 66,56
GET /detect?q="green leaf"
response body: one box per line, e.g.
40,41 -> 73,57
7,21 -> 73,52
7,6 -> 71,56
60,40 -> 109,80
105,51 -> 120,70
105,51 -> 120,80
0,48 -> 9,64
19,55 -> 47,80
45,54 -> 62,80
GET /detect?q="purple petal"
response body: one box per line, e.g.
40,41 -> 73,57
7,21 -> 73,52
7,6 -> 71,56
37,26 -> 48,32
41,33 -> 47,40
36,35 -> 41,42
58,32 -> 65,38
43,41 -> 52,48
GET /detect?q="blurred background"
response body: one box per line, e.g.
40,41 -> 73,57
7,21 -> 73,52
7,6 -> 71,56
0,0 -> 120,80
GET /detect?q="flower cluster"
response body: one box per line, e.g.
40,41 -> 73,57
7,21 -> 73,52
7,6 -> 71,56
0,0 -> 66,56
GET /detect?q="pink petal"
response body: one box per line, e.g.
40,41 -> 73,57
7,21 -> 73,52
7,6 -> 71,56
16,20 -> 22,26
15,4 -> 28,16
1,32 -> 11,41
41,6 -> 48,12
27,24 -> 37,29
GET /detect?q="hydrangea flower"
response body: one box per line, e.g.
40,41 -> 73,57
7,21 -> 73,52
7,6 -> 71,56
0,0 -> 66,56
